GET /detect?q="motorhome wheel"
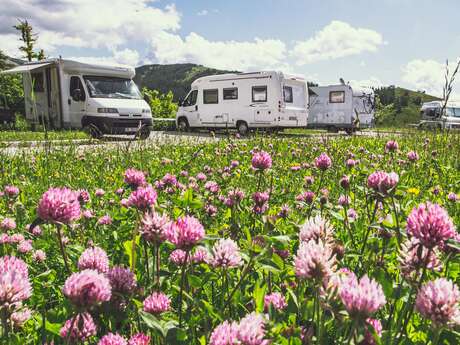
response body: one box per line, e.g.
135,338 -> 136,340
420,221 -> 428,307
237,121 -> 249,135
177,118 -> 189,132
84,124 -> 103,139
138,126 -> 151,140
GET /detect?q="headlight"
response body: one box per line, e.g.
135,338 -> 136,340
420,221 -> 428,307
97,108 -> 118,113
142,108 -> 151,114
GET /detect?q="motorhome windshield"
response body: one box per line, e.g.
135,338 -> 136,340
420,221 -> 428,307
446,107 -> 460,117
84,76 -> 142,99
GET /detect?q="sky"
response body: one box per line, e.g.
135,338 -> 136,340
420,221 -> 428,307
0,0 -> 459,97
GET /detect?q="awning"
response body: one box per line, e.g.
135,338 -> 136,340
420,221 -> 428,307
0,62 -> 53,75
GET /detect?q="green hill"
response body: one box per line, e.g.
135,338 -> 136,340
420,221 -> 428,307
134,63 -> 236,102
374,86 -> 440,127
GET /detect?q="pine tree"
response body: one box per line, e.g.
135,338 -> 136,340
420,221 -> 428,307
37,49 -> 46,61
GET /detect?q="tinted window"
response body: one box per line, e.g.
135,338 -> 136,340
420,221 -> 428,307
31,72 -> 44,92
223,88 -> 238,100
203,89 -> 218,104
183,90 -> 198,106
330,91 -> 345,103
70,76 -> 86,101
252,86 -> 267,102
284,86 -> 293,103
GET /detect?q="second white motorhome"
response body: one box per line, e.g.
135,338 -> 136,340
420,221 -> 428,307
1,58 -> 153,139
308,84 -> 375,133
419,101 -> 460,130
176,71 -> 308,134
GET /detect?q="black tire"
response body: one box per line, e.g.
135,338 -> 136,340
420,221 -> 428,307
237,121 -> 249,136
327,126 -> 339,133
345,128 -> 353,135
177,118 -> 189,132
138,126 -> 151,140
84,124 -> 103,139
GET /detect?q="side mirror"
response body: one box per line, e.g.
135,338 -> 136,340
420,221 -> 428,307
178,99 -> 184,107
72,89 -> 82,102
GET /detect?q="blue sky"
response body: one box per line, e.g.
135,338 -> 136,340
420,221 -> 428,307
1,0 -> 459,96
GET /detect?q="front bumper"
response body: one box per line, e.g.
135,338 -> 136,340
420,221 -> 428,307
82,115 -> 153,134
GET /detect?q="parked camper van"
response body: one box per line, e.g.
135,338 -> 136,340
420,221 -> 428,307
1,59 -> 152,138
176,71 -> 308,134
419,101 -> 460,130
308,84 -> 375,133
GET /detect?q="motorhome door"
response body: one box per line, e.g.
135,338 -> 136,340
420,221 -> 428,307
252,86 -> 271,123
68,76 -> 87,128
181,90 -> 199,126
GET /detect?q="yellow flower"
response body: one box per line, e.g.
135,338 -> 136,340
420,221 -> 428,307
407,188 -> 420,196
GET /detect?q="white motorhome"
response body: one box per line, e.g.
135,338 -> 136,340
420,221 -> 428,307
1,58 -> 152,138
175,71 -> 308,134
308,84 -> 375,133
419,100 -> 460,130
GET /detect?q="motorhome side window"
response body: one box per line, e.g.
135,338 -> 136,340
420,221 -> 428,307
31,72 -> 44,92
329,91 -> 345,103
184,90 -> 198,106
284,86 -> 293,103
203,89 -> 218,104
70,76 -> 86,101
223,88 -> 238,100
252,86 -> 267,102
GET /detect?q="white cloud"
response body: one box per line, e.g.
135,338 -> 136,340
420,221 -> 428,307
197,10 -> 209,16
0,0 -> 180,56
402,59 -> 460,98
291,21 -> 384,65
348,77 -> 385,89
151,32 -> 288,71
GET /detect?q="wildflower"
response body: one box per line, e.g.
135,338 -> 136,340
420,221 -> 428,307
338,195 -> 350,206
252,151 -> 272,170
11,308 -> 32,327
448,192 -> 458,202
277,204 -> 290,218
264,292 -> 287,311
237,312 -> 269,345
17,240 -> 33,253
169,249 -> 189,265
299,215 -> 334,243
128,333 -> 151,345
63,269 -> 111,307
339,274 -> 386,319
124,168 -> 146,188
296,191 -> 315,204
416,278 -> 460,326
340,175 -> 350,189
4,185 -> 19,197
78,190 -> 91,204
205,204 -> 218,217
209,239 -> 242,268
9,233 -> 24,243
95,189 -> 105,197
0,234 -> 9,244
347,208 -> 358,221
97,215 -> 112,225
363,318 -> 383,345
60,312 -> 97,342
399,238 -> 441,280
166,216 -> 205,249
346,159 -> 356,168
37,187 -> 81,224
407,151 -> 419,162
115,188 -> 124,195
385,140 -> 399,152
192,246 -> 209,263
78,246 -> 110,273
252,192 -> 269,214
127,185 -> 157,210
196,173 -> 207,181
304,176 -> 314,185
406,202 -> 456,248
0,256 -> 32,308
225,189 -> 245,207
82,210 -> 94,219
294,240 -> 336,281
367,171 -> 398,194
140,211 -> 170,243
26,224 -> 42,236
315,153 -> 332,171
205,181 -> 220,194
107,266 -> 137,295
98,333 -> 127,345
209,320 -> 239,345
33,250 -> 46,262
143,292 -> 171,314
1,218 -> 16,231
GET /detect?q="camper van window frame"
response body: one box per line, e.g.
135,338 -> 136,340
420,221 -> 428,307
31,72 -> 44,93
283,86 -> 293,103
70,76 -> 86,102
252,86 -> 267,103
329,91 -> 345,103
183,90 -> 198,107
203,89 -> 219,104
223,87 -> 238,100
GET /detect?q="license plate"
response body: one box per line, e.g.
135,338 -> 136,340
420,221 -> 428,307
125,127 -> 138,132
